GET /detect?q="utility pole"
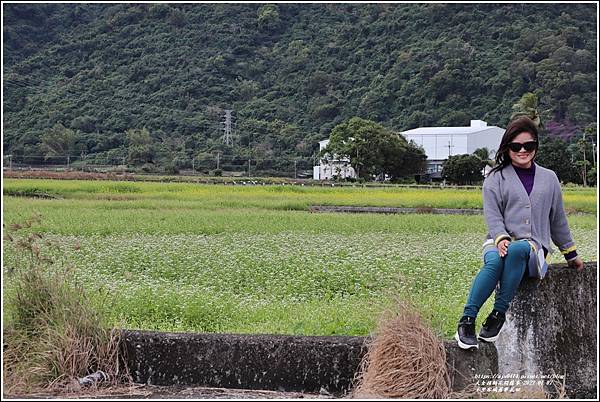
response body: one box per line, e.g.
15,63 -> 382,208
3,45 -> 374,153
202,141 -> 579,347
575,129 -> 590,187
582,131 -> 587,187
356,147 -> 360,178
216,152 -> 220,170
8,155 -> 12,172
248,158 -> 251,177
67,155 -> 70,170
447,141 -> 454,157
294,160 -> 297,179
592,142 -> 597,167
583,142 -> 587,187
223,109 -> 234,146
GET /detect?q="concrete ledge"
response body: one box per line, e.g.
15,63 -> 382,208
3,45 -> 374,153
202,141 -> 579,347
496,262 -> 597,399
122,331 -> 497,396
121,262 -> 596,397
123,333 -> 364,395
309,205 -> 482,215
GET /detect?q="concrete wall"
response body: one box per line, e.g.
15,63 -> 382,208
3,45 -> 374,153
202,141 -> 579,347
122,331 -> 497,396
121,262 -> 596,398
122,333 -> 365,395
496,262 -> 597,398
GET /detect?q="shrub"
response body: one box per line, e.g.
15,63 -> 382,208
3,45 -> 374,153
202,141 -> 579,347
163,161 -> 180,175
140,163 -> 156,173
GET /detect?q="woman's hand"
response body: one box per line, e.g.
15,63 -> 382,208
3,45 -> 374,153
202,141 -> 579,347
568,256 -> 584,272
497,239 -> 510,257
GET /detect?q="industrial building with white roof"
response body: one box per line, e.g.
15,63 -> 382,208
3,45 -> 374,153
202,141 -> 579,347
314,120 -> 505,181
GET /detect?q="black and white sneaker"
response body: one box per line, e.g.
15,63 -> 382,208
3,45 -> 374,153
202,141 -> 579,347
478,310 -> 506,342
455,316 -> 478,350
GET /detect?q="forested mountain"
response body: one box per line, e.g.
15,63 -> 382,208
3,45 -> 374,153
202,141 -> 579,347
3,3 -> 597,169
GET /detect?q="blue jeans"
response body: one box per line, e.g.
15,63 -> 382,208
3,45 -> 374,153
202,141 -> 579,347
463,240 -> 531,318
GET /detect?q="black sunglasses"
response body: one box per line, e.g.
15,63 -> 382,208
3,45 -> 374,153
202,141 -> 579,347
508,141 -> 538,153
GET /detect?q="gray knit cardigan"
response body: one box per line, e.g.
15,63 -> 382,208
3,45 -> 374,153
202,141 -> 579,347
481,162 -> 576,258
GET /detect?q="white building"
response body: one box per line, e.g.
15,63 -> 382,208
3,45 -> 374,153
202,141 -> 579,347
400,120 -> 505,178
313,139 -> 357,180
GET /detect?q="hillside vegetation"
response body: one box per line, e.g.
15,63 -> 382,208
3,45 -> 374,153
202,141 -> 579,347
3,3 -> 597,167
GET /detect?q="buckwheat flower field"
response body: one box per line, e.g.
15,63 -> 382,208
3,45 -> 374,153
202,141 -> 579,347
2,179 -> 597,337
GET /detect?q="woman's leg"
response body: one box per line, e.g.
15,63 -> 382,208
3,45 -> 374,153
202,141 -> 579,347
463,250 -> 504,318
493,240 -> 531,314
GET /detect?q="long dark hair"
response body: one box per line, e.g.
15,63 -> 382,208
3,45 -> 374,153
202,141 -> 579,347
490,116 -> 539,176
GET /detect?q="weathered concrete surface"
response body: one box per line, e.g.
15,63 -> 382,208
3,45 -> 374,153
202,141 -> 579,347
446,343 -> 498,391
122,331 -> 497,396
496,262 -> 597,399
123,333 -> 366,396
121,262 -> 596,398
310,205 -> 483,215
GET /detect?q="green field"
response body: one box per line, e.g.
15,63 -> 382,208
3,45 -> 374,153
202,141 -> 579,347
2,179 -> 597,338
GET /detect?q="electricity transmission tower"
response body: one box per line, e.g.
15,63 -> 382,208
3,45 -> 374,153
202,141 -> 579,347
222,109 -> 234,146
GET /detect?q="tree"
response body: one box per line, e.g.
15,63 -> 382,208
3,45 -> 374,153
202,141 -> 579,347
70,115 -> 97,133
510,92 -> 549,129
587,166 -> 597,187
39,123 -> 83,160
235,79 -> 260,101
441,154 -> 485,185
257,4 -> 280,32
323,117 -> 426,180
439,110 -> 470,126
472,147 -> 493,177
389,140 -> 428,179
574,126 -> 595,186
536,135 -> 578,184
126,127 -> 155,165
473,147 -> 492,163
167,8 -> 186,28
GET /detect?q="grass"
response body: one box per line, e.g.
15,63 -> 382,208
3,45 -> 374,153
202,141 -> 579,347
2,179 -> 597,339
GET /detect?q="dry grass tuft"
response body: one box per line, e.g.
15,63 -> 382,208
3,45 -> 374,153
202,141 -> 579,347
3,214 -> 131,395
352,301 -> 451,399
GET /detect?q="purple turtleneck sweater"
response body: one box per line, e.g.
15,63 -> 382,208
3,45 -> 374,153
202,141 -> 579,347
513,163 -> 536,196
512,163 -> 577,261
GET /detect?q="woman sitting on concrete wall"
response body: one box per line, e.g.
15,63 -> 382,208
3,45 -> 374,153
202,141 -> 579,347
455,116 -> 584,350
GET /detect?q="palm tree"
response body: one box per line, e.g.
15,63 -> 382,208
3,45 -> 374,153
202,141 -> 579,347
473,147 -> 491,163
510,92 -> 551,129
